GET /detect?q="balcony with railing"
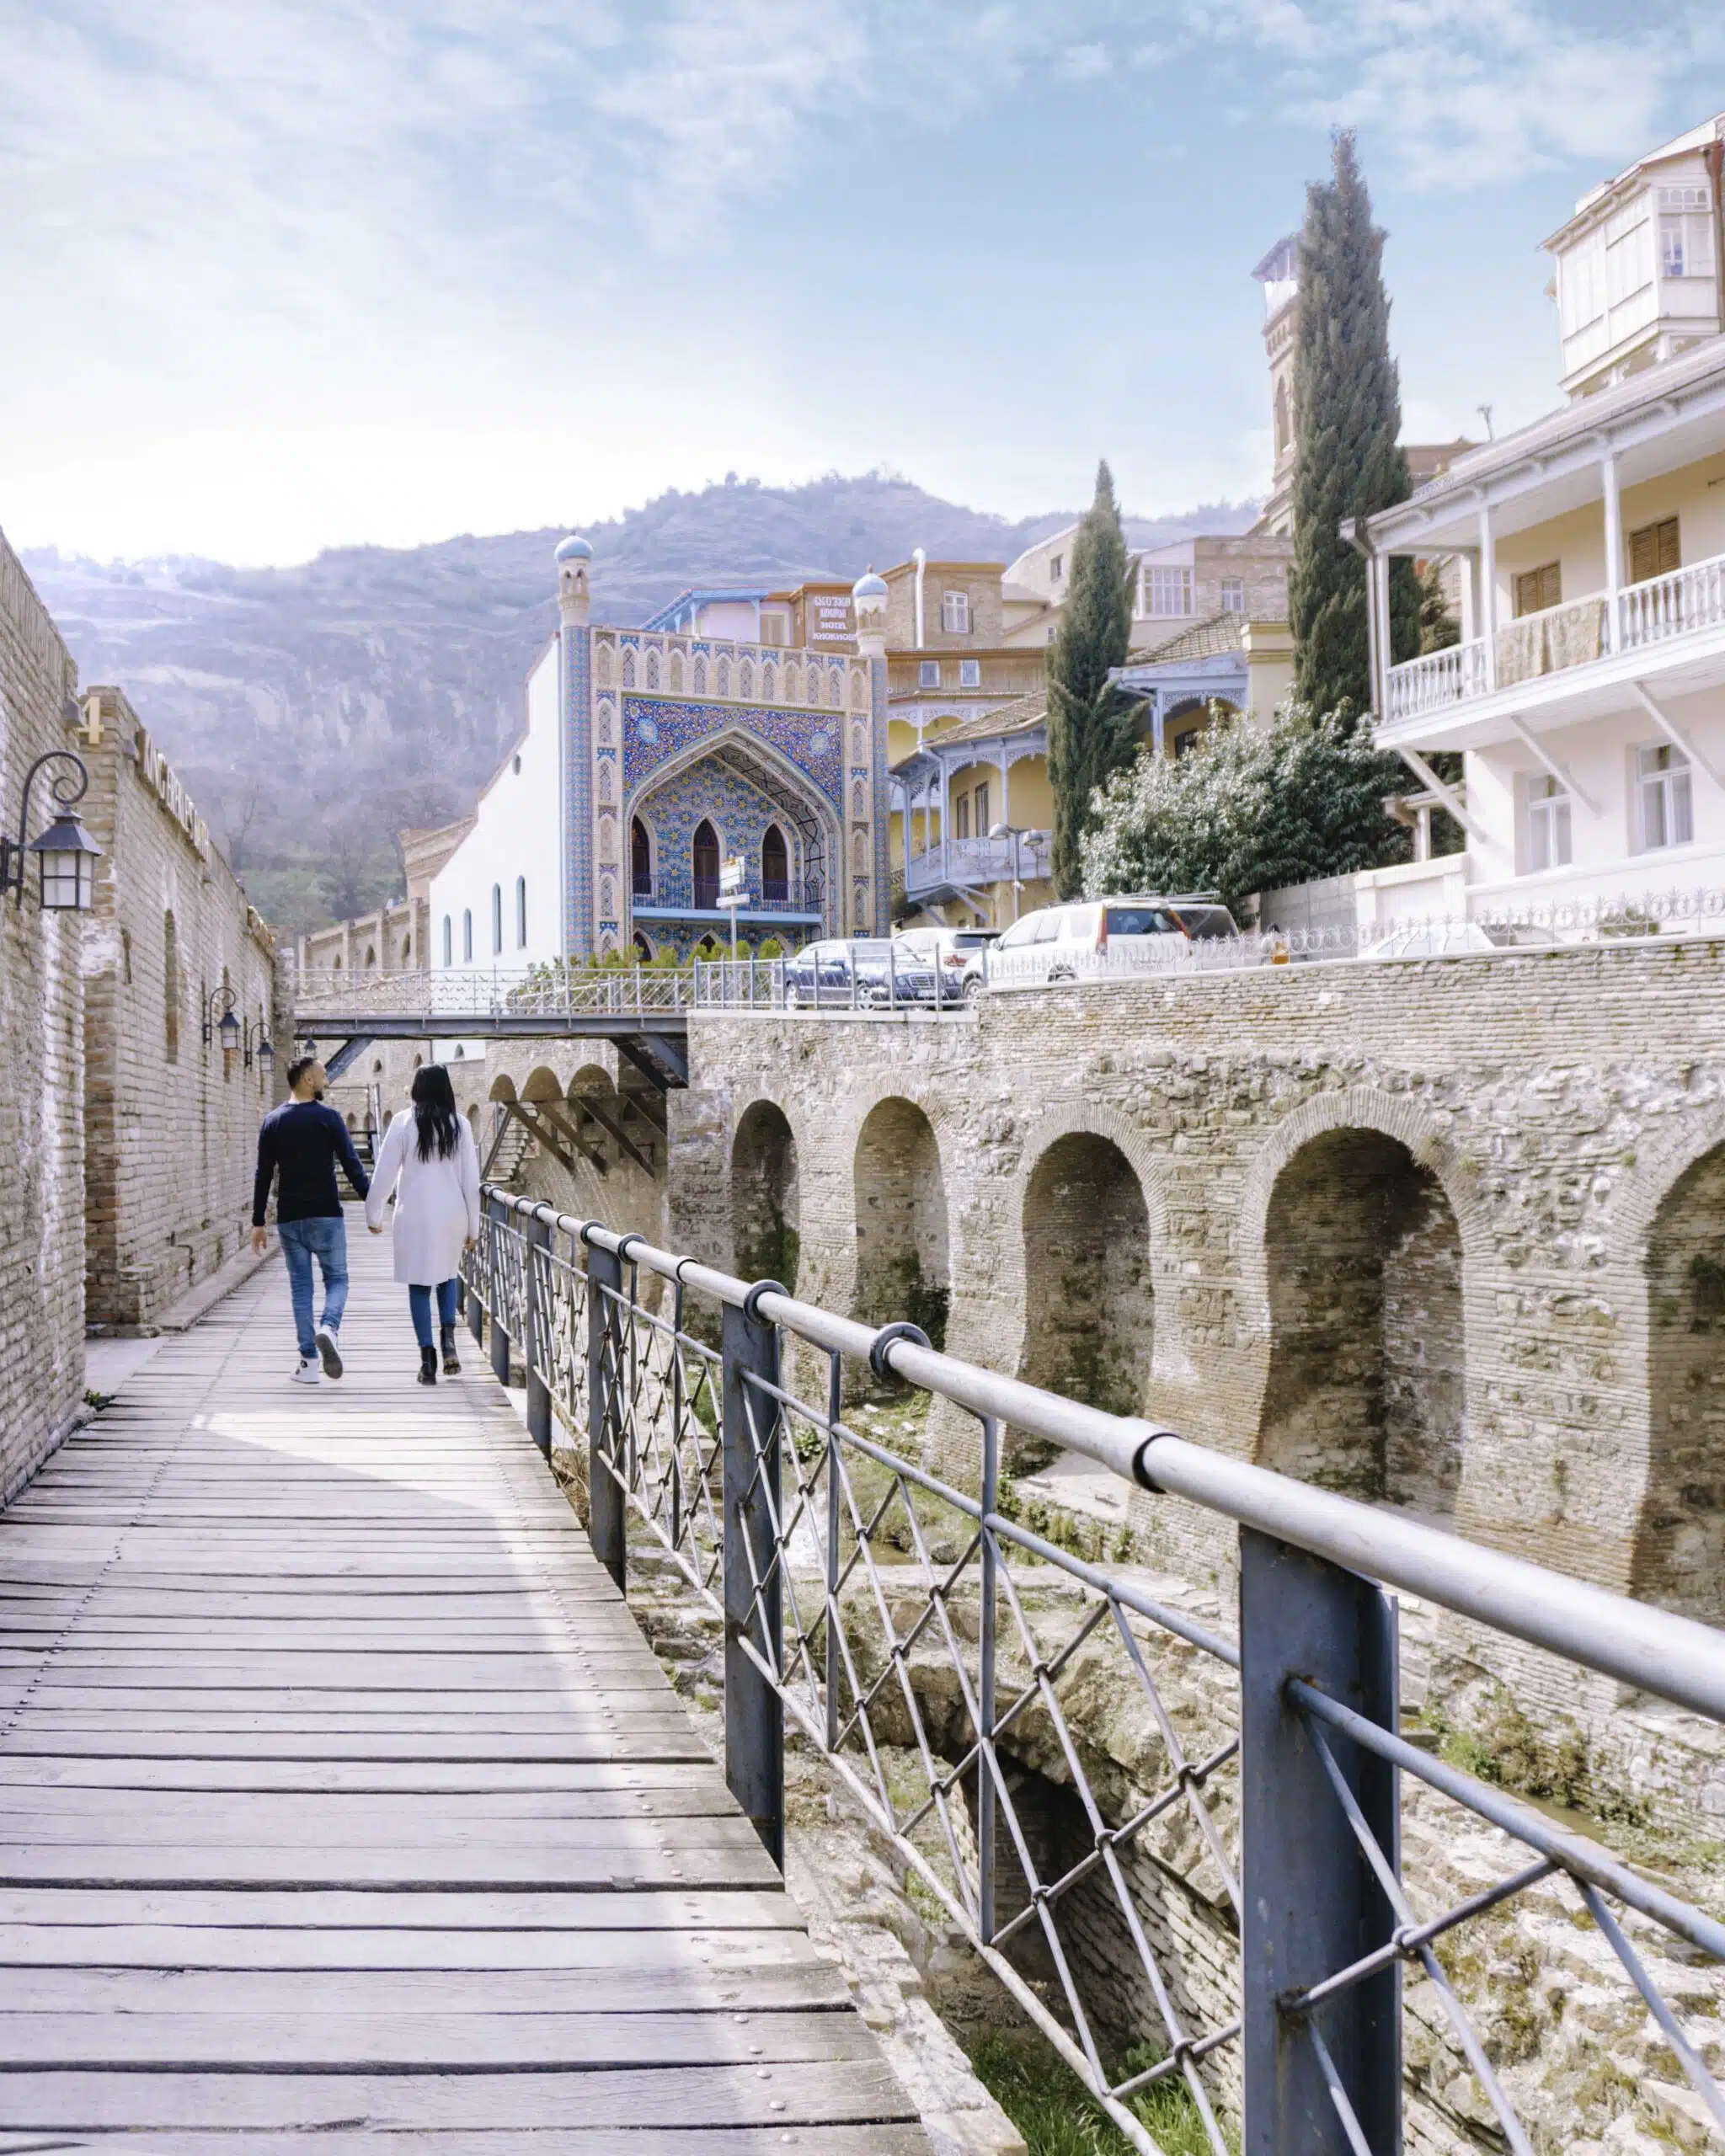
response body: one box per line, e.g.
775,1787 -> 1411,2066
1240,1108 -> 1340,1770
632,873 -> 824,918
1383,549 -> 1725,730
905,830 -> 1053,898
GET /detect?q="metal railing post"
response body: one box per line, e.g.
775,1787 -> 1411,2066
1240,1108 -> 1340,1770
486,1194 -> 511,1385
585,1235 -> 627,1593
1239,1527 -> 1401,2156
977,1412 -> 999,1943
524,1207 -> 552,1460
722,1284 -> 785,1868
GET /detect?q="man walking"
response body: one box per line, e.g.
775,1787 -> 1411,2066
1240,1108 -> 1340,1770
252,1055 -> 371,1385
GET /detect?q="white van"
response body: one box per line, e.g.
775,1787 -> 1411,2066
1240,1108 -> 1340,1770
982,894 -> 1240,987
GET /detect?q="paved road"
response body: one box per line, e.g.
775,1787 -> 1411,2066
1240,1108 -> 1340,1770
0,1217 -> 927,2152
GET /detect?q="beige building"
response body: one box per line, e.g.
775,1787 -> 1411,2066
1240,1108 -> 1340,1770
1000,526 -> 1293,652
1251,232 -> 1475,539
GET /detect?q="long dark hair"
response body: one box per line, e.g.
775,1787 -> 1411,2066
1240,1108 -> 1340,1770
411,1064 -> 461,1161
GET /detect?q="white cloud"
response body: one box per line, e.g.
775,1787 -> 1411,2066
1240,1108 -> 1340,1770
1058,40 -> 1111,80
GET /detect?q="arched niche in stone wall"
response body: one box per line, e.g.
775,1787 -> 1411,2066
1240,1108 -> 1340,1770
1258,1127 -> 1463,1519
1014,1132 -> 1154,1464
732,1101 -> 799,1291
1637,1141 -> 1725,1623
852,1098 -> 949,1349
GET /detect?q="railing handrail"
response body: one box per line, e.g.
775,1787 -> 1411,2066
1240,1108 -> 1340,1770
480,1183 -> 1725,1726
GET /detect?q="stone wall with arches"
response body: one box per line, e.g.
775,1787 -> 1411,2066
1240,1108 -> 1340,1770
675,938 -> 1725,1823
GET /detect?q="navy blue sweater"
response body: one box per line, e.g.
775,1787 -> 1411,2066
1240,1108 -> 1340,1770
253,1100 -> 371,1226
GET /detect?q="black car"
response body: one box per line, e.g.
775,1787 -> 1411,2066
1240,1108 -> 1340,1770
783,938 -> 943,1008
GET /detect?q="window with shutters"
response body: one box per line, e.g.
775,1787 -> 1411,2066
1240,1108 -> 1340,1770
941,590 -> 970,634
1514,562 -> 1562,616
954,793 -> 970,841
974,782 -> 990,835
1629,516 -> 1680,584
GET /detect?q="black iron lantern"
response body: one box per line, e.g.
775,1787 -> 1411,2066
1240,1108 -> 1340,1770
255,1032 -> 275,1073
2,751 -> 102,913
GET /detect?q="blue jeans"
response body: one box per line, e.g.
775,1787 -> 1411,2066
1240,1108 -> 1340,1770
409,1279 -> 461,1349
278,1217 -> 350,1360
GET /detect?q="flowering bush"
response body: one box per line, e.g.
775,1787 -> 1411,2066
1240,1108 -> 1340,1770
1079,704 -> 1413,913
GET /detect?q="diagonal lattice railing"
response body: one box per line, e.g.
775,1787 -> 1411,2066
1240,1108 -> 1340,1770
463,1188 -> 1725,2156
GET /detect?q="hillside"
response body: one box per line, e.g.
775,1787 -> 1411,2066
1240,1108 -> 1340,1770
19,473 -> 1258,931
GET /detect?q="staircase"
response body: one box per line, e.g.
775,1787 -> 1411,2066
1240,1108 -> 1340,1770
481,1106 -> 534,1188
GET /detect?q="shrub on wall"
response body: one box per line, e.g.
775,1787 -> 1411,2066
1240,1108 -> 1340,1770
1080,703 -> 1410,913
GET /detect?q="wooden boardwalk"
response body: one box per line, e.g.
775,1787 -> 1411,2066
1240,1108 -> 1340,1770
0,1221 -> 929,2151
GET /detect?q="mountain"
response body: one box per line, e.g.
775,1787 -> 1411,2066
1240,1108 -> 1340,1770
18,473 -> 1258,932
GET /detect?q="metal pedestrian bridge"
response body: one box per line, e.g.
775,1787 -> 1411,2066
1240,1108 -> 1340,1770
2,1206 -> 1721,2151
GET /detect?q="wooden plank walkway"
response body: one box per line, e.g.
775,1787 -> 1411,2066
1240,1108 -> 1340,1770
0,1219 -> 930,2152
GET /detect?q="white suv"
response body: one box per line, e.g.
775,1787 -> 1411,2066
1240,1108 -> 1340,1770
982,894 -> 1240,987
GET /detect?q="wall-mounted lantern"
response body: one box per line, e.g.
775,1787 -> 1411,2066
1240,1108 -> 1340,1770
203,985 -> 242,1055
247,1020 -> 274,1074
0,751 -> 103,912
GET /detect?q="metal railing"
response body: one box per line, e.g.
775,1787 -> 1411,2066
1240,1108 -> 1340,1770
905,832 -> 1054,896
293,964 -> 696,1023
463,1186 -> 1725,2156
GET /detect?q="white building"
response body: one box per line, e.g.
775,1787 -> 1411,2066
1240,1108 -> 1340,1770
1355,340 -> 1725,926
429,637 -> 565,974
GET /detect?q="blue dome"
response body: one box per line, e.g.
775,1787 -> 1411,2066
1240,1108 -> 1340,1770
852,568 -> 888,600
555,534 -> 592,563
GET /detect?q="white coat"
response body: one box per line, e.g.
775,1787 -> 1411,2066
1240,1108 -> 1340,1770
365,1110 -> 482,1287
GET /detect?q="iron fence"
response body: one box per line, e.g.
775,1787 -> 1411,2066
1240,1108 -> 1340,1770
461,1187 -> 1725,2156
292,963 -> 696,1024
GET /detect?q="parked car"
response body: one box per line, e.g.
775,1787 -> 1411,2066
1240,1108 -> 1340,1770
782,937 -> 943,1008
894,926 -> 998,1004
980,894 -> 1242,988
1360,921 -> 1560,960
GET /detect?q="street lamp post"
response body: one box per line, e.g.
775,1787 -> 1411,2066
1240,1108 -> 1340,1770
987,821 -> 1026,923
0,750 -> 103,912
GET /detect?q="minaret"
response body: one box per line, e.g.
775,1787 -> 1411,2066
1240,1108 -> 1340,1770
553,536 -> 595,959
1252,234 -> 1300,536
852,568 -> 890,934
556,533 -> 592,626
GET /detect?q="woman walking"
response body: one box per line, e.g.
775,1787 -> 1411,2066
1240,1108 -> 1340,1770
366,1065 -> 482,1385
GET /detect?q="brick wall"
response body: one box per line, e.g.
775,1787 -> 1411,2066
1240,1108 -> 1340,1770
674,947 -> 1725,1822
0,539 -> 87,1497
80,686 -> 284,1330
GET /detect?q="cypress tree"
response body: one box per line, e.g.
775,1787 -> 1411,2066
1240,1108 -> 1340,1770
1047,461 -> 1141,898
1288,131 -> 1419,725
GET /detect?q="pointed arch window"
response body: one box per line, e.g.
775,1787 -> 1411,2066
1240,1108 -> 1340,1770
693,819 -> 720,909
490,883 -> 503,955
441,915 -> 452,966
761,823 -> 788,904
462,908 -> 473,962
515,875 -> 527,948
632,817 -> 653,898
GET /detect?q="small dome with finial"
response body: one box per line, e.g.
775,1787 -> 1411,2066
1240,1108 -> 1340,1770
555,534 -> 592,563
852,565 -> 888,601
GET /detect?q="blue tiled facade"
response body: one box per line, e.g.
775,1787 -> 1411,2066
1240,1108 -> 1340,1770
560,619 -> 889,962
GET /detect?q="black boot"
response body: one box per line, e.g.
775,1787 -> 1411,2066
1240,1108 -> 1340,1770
418,1345 -> 438,1386
441,1324 -> 462,1376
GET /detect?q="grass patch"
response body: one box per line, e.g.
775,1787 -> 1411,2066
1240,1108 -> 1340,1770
970,2031 -> 1229,2156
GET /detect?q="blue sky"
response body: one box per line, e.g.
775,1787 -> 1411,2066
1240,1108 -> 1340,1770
2,0 -> 1719,564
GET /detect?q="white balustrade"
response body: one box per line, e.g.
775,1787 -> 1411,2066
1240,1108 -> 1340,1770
905,833 -> 1052,894
1619,548 -> 1725,654
1383,638 -> 1487,723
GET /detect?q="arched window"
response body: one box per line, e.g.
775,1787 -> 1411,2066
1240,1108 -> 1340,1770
400,937 -> 411,965
441,915 -> 451,966
163,911 -> 179,1064
490,883 -> 503,955
633,930 -> 654,962
631,817 -> 652,897
692,819 -> 720,907
364,945 -> 377,969
515,876 -> 527,948
761,823 -> 788,902
462,909 -> 473,962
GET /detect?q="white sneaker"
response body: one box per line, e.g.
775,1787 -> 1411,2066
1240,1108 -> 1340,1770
292,1357 -> 322,1385
316,1325 -> 344,1380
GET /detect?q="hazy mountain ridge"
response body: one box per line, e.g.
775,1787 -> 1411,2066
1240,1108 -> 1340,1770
19,473 -> 1258,931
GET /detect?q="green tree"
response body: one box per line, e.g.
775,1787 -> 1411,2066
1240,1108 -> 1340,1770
1047,461 -> 1143,897
1288,131 -> 1419,726
1418,560 -> 1460,653
1079,705 -> 1410,914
